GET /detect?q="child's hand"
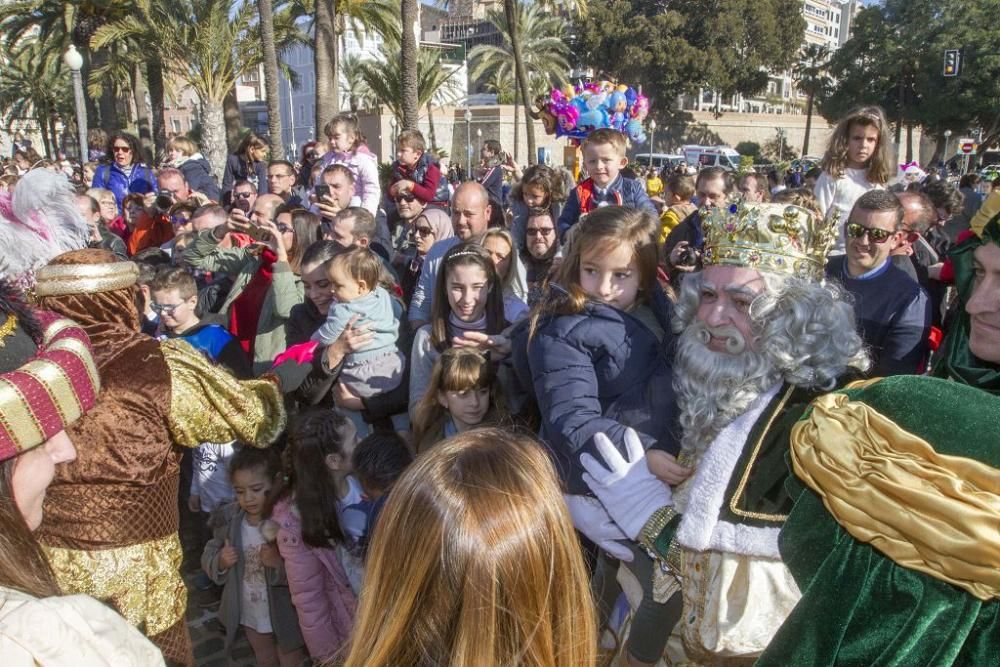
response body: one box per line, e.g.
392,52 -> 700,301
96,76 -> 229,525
259,543 -> 282,569
218,539 -> 239,570
646,449 -> 692,486
452,331 -> 511,358
188,495 -> 201,513
332,381 -> 364,411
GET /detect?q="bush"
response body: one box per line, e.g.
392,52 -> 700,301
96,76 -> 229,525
735,141 -> 761,163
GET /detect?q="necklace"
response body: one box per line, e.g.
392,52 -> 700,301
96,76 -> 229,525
0,313 -> 18,348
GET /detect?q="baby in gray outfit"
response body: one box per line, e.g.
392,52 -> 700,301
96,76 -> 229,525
311,247 -> 405,398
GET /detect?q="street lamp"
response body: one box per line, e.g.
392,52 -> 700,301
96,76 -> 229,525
464,107 -> 473,179
943,129 -> 952,162
476,127 -> 482,160
648,119 -> 657,167
775,127 -> 786,163
63,45 -> 87,162
389,116 -> 397,151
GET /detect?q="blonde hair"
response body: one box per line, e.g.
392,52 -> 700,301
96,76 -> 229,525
167,135 -> 198,157
411,348 -> 505,453
581,128 -> 626,157
820,106 -> 893,184
341,428 -> 598,667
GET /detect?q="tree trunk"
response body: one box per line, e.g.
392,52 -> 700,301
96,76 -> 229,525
37,111 -> 52,158
802,92 -> 813,156
504,0 -> 535,165
223,87 -> 243,152
132,61 -> 153,165
48,115 -> 58,159
905,123 -> 913,163
146,56 -> 167,161
400,0 -> 420,130
258,0 -> 284,158
200,101 -> 228,182
512,84 -> 520,163
426,101 -> 437,153
90,48 -> 119,131
314,0 -> 339,130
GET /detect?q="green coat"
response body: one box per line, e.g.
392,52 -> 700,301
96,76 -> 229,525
185,229 -> 303,376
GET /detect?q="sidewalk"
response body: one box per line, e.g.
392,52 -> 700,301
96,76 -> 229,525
184,573 -> 255,667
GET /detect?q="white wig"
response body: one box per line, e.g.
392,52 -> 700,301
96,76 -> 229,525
673,270 -> 871,390
0,169 -> 90,288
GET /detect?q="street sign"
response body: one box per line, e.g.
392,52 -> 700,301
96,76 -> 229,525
958,138 -> 976,154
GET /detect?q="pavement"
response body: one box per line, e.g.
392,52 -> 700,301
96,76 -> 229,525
183,569 -> 256,666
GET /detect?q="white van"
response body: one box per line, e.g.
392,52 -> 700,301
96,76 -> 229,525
682,145 -> 742,171
633,153 -> 685,171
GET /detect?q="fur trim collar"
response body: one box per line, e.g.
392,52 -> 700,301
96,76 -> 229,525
675,383 -> 785,559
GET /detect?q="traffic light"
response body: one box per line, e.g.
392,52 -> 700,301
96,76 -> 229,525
944,49 -> 961,77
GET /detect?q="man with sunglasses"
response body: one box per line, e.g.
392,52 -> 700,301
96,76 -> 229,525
826,189 -> 931,376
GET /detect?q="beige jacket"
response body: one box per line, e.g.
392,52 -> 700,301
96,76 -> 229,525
0,586 -> 165,666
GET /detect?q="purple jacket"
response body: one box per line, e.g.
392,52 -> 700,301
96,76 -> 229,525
272,497 -> 357,661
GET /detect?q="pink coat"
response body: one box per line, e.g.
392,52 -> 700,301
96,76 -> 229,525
272,497 -> 357,661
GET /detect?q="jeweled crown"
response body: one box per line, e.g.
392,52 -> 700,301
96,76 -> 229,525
701,201 -> 838,281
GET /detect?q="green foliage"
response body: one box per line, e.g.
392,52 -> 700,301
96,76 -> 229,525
572,0 -> 804,107
737,154 -> 755,173
735,141 -> 761,162
822,0 -> 1000,151
360,45 -> 463,123
468,3 -> 571,100
0,38 -> 74,150
761,133 -> 797,163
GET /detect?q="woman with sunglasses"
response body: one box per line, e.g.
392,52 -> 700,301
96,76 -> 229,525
400,207 -> 453,305
90,132 -> 155,210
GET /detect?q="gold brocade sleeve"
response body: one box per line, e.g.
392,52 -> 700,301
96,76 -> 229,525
162,338 -> 286,448
790,392 -> 1000,601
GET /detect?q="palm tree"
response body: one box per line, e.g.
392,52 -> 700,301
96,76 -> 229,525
792,44 -> 831,156
340,53 -> 376,112
360,45 -> 464,148
0,39 -> 73,158
501,0 -> 586,165
310,0 -> 399,131
400,0 -> 420,130
470,3 -> 571,162
258,0 -> 284,157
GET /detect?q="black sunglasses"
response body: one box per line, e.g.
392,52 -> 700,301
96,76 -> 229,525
846,222 -> 894,244
394,193 -> 416,204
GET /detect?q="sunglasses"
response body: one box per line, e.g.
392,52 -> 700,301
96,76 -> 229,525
394,193 -> 416,203
151,302 -> 187,316
526,227 -> 554,237
412,226 -> 434,237
846,222 -> 894,244
233,191 -> 253,199
111,145 -> 132,153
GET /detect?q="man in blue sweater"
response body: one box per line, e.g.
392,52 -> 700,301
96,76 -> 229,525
826,190 -> 931,376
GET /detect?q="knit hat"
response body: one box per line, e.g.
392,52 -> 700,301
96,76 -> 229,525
0,281 -> 100,462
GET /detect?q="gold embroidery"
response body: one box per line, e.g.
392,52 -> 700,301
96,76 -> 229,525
0,313 -> 17,347
44,534 -> 186,636
727,385 -> 794,522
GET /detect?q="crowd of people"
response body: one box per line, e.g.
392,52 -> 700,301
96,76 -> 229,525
0,103 -> 998,667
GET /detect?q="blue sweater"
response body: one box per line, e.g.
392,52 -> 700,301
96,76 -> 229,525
557,174 -> 657,239
826,255 -> 931,376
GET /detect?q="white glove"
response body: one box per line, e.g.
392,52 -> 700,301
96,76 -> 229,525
563,494 -> 634,562
580,428 -> 673,540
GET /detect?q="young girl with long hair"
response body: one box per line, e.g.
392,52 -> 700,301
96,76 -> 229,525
222,131 -> 270,203
341,428 -> 597,667
408,242 -> 509,417
508,163 -> 568,248
318,113 -> 380,215
268,409 -> 360,662
478,227 -> 528,320
527,205 -> 680,667
815,105 -> 893,253
411,347 -> 507,453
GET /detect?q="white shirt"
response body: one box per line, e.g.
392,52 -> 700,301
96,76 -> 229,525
814,167 -> 882,255
239,518 -> 272,633
191,441 -> 236,513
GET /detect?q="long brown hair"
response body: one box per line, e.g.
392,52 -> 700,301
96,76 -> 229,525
276,206 -> 321,274
341,428 -> 597,667
819,105 -> 893,184
429,243 -> 506,351
411,348 -> 507,453
528,206 -> 659,340
0,459 -> 61,598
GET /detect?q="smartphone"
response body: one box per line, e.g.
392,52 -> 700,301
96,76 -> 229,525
234,198 -> 251,214
314,184 -> 331,200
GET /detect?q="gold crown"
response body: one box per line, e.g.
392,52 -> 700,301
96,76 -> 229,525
701,201 -> 837,281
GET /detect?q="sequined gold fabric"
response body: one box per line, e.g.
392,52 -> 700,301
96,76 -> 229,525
44,533 -> 186,637
161,338 -> 286,448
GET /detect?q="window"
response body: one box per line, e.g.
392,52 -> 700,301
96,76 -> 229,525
298,105 -> 304,124
171,118 -> 181,133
